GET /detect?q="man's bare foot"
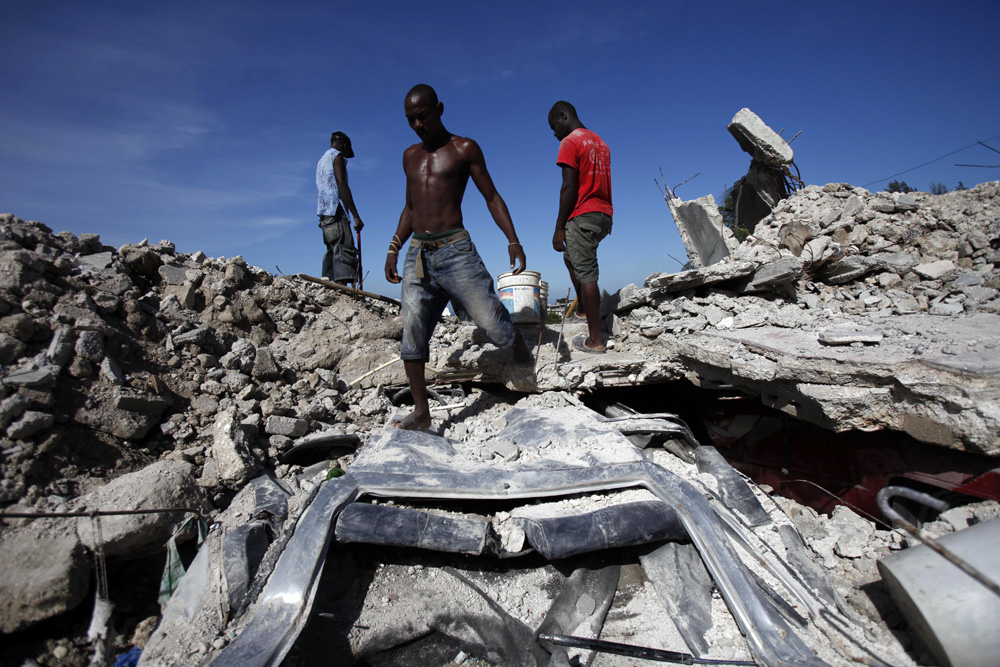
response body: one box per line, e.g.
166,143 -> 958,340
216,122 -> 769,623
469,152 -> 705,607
571,334 -> 606,354
393,410 -> 432,431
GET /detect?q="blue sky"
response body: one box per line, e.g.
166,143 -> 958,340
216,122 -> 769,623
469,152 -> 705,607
2,1 -> 998,301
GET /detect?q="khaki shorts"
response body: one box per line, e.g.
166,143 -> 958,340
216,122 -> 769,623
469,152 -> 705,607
565,211 -> 612,283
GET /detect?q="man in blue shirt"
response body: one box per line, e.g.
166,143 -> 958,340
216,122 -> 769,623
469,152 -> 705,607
317,131 -> 364,285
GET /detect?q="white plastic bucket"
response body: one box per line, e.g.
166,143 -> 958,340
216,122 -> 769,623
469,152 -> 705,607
498,271 -> 541,324
539,281 -> 549,310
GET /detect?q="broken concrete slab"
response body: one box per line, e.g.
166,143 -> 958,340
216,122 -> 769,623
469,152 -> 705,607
818,330 -> 884,345
738,255 -> 804,293
816,255 -> 881,284
727,108 -> 794,166
2,363 -> 61,388
645,260 -> 755,293
681,318 -> 1000,454
913,259 -> 959,281
667,194 -> 737,268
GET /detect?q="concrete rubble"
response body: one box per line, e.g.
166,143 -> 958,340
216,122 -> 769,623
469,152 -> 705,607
0,178 -> 998,666
727,107 -> 800,233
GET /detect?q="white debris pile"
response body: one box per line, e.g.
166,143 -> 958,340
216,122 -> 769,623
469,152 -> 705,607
1,178 -> 998,667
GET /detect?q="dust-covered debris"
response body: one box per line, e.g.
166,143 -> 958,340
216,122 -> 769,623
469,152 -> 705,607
1,181 -> 998,665
526,182 -> 1000,454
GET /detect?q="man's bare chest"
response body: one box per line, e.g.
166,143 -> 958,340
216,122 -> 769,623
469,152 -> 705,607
406,151 -> 469,185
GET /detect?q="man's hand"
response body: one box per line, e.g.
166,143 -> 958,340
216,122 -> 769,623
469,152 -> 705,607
353,217 -> 364,232
385,253 -> 401,283
508,243 -> 526,276
552,227 -> 566,253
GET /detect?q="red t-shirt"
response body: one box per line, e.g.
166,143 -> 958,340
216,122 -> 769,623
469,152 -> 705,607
557,128 -> 613,220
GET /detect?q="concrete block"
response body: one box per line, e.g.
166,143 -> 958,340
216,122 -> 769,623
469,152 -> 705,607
667,194 -> 732,268
727,108 -> 793,165
647,260 -> 755,294
914,259 -> 958,281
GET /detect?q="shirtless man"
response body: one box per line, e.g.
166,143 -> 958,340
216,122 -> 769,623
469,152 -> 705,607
385,84 -> 533,430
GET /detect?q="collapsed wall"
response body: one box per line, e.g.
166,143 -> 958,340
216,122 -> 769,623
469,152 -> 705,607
595,181 -> 1000,454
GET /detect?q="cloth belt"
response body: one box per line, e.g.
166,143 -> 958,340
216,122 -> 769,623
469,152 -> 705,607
410,228 -> 470,279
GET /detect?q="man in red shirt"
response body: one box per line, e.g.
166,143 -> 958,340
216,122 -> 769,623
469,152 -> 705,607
548,101 -> 613,353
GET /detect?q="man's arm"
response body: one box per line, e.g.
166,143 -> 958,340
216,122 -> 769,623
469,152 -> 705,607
333,154 -> 364,232
552,164 -> 579,252
466,139 -> 526,275
385,162 -> 415,284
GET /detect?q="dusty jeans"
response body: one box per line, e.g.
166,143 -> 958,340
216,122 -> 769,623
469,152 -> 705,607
319,207 -> 357,283
400,232 -> 514,361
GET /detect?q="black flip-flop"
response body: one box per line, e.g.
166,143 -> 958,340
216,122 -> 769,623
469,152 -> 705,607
572,335 -> 606,354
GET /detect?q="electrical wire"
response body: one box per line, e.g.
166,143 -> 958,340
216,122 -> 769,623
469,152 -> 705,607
861,134 -> 1000,188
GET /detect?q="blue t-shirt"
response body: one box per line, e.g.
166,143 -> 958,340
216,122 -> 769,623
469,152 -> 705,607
316,147 -> 347,216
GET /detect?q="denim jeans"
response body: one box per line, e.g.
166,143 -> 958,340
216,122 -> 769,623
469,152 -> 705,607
401,234 -> 514,361
319,208 -> 357,283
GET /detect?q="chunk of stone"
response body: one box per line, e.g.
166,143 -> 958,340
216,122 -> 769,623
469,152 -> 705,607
727,108 -> 793,165
173,326 -> 210,346
646,260 -> 755,294
870,197 -> 896,213
913,259 -> 958,281
817,330 -> 884,345
45,326 -> 75,367
0,332 -> 27,365
163,283 -> 198,310
74,330 -> 104,362
120,245 -> 163,277
820,209 -> 842,228
265,415 -> 308,437
2,364 -> 61,388
954,271 -> 984,288
72,398 -> 160,440
0,518 -> 90,633
740,256 -> 803,293
834,534 -> 866,559
930,300 -> 965,316
113,391 -> 170,416
252,347 -> 281,381
76,460 -> 209,557
210,407 -> 256,488
896,193 -> 918,210
221,338 -> 256,373
6,410 -> 54,439
778,221 -> 813,255
192,396 -> 220,415
158,264 -> 189,286
818,255 -> 879,285
0,392 -> 30,429
95,272 -> 135,297
841,194 -> 863,218
0,313 -> 36,342
876,252 -> 919,275
100,357 -> 126,384
77,251 -> 114,271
